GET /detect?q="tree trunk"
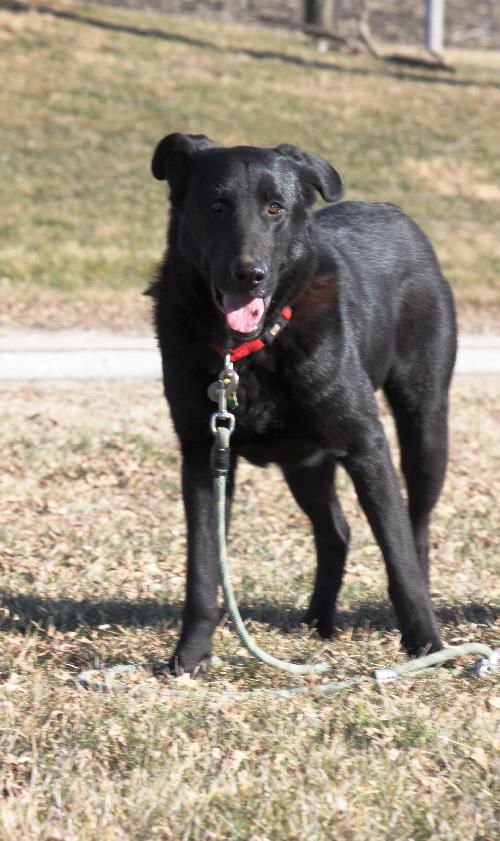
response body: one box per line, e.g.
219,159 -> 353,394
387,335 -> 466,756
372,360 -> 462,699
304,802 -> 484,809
304,0 -> 336,31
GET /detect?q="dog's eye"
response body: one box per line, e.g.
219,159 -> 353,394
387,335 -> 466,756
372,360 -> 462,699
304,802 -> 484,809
209,200 -> 224,213
267,202 -> 283,215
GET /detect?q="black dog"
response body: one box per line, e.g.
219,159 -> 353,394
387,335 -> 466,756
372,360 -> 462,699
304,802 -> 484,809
149,132 -> 457,674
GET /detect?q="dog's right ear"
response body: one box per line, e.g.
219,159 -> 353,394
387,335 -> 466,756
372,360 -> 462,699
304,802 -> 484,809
151,133 -> 218,194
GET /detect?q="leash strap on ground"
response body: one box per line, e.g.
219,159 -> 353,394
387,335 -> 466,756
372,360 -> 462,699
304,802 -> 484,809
210,426 -> 499,685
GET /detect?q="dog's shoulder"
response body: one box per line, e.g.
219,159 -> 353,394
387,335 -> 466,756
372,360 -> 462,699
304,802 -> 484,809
314,200 -> 418,238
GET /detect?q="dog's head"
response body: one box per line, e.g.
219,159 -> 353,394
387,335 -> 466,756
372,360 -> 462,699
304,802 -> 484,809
152,133 -> 343,337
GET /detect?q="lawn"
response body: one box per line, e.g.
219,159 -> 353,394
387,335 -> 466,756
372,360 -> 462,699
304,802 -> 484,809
1,0 -> 500,331
0,2 -> 499,838
0,376 -> 498,839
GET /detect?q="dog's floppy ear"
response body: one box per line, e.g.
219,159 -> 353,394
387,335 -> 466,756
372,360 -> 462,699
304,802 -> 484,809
274,144 -> 344,203
151,132 -> 218,188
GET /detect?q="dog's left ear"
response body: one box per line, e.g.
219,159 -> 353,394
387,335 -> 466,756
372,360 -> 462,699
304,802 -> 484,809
274,144 -> 344,203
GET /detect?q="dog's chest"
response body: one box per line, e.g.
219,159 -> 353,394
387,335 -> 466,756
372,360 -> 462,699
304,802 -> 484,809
229,360 -> 322,467
236,377 -> 287,435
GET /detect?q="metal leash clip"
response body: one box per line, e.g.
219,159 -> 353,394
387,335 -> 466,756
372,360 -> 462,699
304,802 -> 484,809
471,648 -> 500,678
209,353 -> 239,436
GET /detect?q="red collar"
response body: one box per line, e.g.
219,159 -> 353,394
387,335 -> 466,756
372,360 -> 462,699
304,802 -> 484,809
212,306 -> 293,363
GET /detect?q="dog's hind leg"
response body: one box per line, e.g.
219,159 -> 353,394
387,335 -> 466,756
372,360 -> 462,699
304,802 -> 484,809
384,375 -> 452,585
383,272 -> 456,584
283,459 -> 349,638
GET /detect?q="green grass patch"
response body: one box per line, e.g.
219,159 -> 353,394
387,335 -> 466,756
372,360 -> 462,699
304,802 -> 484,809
0,1 -> 499,330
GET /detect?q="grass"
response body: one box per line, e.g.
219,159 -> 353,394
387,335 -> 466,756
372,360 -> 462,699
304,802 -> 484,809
0,3 -> 499,837
0,376 -> 498,839
1,0 -> 500,331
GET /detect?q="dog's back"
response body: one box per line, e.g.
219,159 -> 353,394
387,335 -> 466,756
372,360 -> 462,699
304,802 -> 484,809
313,201 -> 457,388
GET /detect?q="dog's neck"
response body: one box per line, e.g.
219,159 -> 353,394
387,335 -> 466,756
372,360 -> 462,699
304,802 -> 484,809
212,305 -> 293,362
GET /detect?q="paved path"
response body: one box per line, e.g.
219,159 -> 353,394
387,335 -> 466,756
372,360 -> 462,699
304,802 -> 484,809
1,330 -> 499,379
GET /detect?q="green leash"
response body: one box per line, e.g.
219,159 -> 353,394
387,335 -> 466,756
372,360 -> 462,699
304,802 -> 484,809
210,424 -> 498,689
76,356 -> 499,693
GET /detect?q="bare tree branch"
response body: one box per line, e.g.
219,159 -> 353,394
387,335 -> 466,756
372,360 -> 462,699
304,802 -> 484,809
358,0 -> 382,58
357,0 -> 455,71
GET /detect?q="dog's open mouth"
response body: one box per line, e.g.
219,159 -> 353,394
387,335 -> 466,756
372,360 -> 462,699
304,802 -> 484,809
222,293 -> 271,334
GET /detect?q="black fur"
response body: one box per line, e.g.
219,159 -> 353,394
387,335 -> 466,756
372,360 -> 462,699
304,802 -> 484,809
149,133 -> 457,674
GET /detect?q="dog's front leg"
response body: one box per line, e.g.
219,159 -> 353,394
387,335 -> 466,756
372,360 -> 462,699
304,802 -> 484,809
343,424 -> 442,657
171,448 -> 234,674
170,447 -> 236,674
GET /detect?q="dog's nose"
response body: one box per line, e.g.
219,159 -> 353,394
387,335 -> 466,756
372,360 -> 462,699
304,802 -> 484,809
230,258 -> 268,287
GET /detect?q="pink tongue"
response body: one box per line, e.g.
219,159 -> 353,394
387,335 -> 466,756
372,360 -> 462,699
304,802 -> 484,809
223,294 -> 265,333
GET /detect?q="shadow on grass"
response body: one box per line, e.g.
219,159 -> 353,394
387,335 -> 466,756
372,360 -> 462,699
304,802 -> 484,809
237,599 -> 500,634
0,590 -> 497,636
8,1 -> 500,91
0,591 -> 181,633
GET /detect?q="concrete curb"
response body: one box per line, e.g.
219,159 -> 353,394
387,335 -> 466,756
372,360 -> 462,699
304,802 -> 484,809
0,331 -> 499,380
0,331 -> 161,380
456,334 -> 500,375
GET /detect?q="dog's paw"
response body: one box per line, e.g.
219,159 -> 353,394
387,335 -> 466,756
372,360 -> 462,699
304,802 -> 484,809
401,632 -> 443,659
167,643 -> 213,677
304,607 -> 335,640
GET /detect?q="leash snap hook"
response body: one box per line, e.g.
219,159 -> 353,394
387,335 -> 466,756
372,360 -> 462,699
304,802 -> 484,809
210,411 -> 235,437
208,354 -> 239,427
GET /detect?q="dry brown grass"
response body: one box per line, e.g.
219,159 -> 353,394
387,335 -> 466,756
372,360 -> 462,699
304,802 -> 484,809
400,158 -> 500,202
0,375 -> 498,839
